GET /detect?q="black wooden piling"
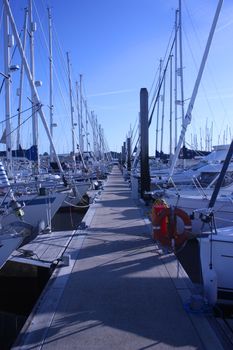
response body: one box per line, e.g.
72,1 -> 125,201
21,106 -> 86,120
121,141 -> 126,165
140,88 -> 150,199
127,137 -> 131,172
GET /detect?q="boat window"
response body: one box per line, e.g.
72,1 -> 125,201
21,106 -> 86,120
198,172 -> 218,187
198,171 -> 233,187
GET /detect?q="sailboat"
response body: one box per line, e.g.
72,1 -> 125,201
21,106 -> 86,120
0,160 -> 46,269
200,227 -> 233,303
151,0 -> 229,234
148,2 -> 233,305
57,52 -> 91,208
198,140 -> 233,304
0,1 -> 70,234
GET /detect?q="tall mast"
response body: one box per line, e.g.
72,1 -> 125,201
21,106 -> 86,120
210,121 -> 213,150
169,55 -> 173,156
28,0 -> 38,165
96,116 -> 100,159
169,0 -> 223,178
160,73 -> 166,154
84,100 -> 89,153
79,74 -> 84,153
155,59 -> 162,158
205,119 -> 208,150
91,111 -> 97,159
17,7 -> 28,150
75,81 -> 81,152
174,9 -> 178,148
200,128 -> 203,151
99,124 -> 103,160
3,6 -> 12,176
48,8 -> 54,161
178,0 -> 185,142
66,52 -> 76,165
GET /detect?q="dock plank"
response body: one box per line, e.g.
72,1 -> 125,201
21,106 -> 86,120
10,230 -> 76,267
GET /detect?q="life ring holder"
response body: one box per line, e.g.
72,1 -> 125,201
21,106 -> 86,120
152,206 -> 191,249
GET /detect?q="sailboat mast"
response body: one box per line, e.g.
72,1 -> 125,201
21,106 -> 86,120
178,0 -> 185,143
169,0 -> 223,178
174,9 -> 178,149
99,124 -> 102,160
48,8 -> 54,161
79,74 -> 84,153
28,0 -> 38,165
155,59 -> 162,158
66,52 -> 76,163
169,55 -> 173,156
160,73 -> 166,154
17,7 -> 28,150
75,81 -> 80,151
210,121 -> 213,150
84,100 -> 89,153
3,7 -> 12,176
91,111 -> 97,159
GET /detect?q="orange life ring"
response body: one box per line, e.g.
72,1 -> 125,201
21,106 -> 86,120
152,206 -> 191,249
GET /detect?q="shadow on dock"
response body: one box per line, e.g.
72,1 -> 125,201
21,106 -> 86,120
14,232 -> 205,350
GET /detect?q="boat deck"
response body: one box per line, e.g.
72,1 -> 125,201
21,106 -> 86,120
12,166 -> 225,350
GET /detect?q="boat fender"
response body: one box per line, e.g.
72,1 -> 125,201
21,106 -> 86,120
203,267 -> 217,305
37,220 -> 46,232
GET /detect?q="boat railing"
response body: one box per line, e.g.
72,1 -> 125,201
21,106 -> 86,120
192,175 -> 208,199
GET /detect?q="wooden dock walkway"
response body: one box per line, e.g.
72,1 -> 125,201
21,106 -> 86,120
13,166 -> 225,350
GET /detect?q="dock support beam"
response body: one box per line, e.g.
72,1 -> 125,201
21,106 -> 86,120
140,88 -> 150,199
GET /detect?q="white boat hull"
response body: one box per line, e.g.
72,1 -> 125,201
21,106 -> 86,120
1,191 -> 68,231
199,228 -> 233,300
0,234 -> 23,269
0,222 -> 35,269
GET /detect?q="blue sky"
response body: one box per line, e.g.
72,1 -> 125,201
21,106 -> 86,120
0,0 -> 233,156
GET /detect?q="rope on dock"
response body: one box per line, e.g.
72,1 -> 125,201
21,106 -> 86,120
63,200 -> 90,209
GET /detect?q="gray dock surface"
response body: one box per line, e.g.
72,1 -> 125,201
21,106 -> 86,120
13,166 -> 225,350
